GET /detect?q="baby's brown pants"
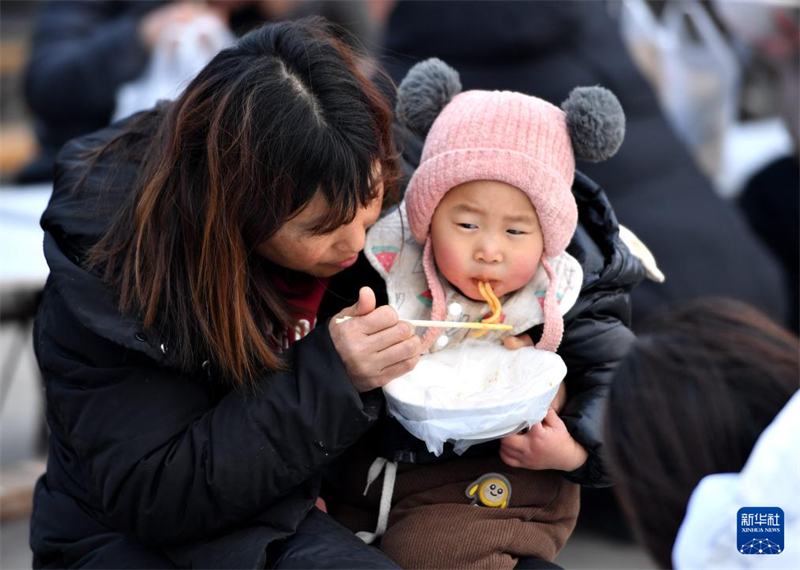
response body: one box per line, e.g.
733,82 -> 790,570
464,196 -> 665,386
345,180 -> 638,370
328,453 -> 579,570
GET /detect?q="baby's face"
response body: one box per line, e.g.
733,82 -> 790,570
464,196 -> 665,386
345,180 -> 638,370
430,180 -> 544,301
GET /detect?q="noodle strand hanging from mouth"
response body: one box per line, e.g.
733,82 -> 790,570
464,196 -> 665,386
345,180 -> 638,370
472,281 -> 503,339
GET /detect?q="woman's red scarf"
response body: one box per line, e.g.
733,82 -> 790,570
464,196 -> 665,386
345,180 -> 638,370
271,269 -> 331,350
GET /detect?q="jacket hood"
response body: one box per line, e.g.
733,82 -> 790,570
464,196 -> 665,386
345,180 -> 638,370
41,116 -> 149,260
568,170 -> 644,292
40,117 -> 174,366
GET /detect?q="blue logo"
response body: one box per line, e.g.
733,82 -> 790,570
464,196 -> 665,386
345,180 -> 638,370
738,507 -> 784,555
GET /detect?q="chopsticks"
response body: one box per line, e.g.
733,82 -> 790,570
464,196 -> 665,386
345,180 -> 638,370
334,316 -> 512,331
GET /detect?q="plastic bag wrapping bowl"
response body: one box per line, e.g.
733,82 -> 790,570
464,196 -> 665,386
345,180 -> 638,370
383,340 -> 567,455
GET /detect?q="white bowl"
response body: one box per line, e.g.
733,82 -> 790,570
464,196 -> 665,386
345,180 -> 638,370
383,340 -> 567,454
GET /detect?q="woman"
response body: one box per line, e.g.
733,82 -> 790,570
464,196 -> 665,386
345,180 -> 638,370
605,298 -> 799,569
32,19 -> 419,568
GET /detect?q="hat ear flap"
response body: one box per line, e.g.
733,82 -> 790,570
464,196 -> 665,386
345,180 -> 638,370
396,58 -> 462,139
561,86 -> 626,162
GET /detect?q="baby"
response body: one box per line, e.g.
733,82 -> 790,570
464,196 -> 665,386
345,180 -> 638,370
327,59 -> 639,569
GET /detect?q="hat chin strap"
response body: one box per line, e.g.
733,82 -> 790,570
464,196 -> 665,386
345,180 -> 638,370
419,237 -> 447,352
535,256 -> 564,353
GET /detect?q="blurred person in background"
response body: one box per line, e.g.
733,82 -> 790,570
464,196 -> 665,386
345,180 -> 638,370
378,0 -> 790,332
19,0 -> 380,184
605,298 -> 799,569
714,1 -> 799,332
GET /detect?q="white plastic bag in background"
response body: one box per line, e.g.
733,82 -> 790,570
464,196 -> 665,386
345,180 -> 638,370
113,14 -> 235,123
383,340 -> 567,455
619,0 -> 740,180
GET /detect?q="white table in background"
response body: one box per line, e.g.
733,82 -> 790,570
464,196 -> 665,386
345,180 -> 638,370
0,184 -> 52,321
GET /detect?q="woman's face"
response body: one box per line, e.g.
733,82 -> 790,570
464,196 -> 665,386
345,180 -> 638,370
430,180 -> 544,300
257,184 -> 384,277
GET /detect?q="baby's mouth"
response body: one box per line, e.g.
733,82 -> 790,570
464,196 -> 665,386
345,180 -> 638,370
472,278 -> 500,289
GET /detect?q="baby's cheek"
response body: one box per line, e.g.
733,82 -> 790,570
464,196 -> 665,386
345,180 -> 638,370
507,257 -> 540,290
433,243 -> 468,284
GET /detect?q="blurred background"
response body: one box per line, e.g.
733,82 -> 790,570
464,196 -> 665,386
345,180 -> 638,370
1,1 -> 797,568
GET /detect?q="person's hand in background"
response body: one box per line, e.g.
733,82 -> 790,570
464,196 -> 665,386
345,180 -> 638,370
138,1 -> 228,50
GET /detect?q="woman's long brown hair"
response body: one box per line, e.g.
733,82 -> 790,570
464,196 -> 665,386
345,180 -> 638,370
82,19 -> 399,387
605,298 -> 799,568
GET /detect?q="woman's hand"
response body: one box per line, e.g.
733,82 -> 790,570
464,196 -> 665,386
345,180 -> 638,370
330,287 -> 421,393
499,409 -> 588,472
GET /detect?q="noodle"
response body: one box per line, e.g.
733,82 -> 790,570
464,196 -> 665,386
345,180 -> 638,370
472,281 -> 503,338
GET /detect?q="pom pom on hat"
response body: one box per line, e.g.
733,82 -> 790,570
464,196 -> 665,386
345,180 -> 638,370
396,58 -> 462,138
561,86 -> 625,162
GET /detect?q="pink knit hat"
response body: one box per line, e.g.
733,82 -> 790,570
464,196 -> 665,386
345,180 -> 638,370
397,59 -> 625,352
